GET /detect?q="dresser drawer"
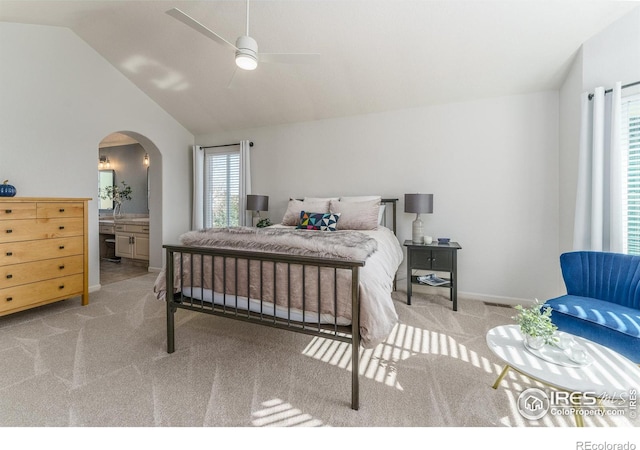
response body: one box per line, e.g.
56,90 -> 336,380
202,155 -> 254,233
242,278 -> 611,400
0,202 -> 36,220
0,218 -> 83,243
0,236 -> 84,266
0,274 -> 84,314
0,255 -> 83,289
37,202 -> 84,219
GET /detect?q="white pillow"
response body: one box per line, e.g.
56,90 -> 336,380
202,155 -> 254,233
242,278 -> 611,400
339,196 -> 385,225
281,199 -> 330,226
329,199 -> 380,230
339,196 -> 381,203
304,197 -> 339,202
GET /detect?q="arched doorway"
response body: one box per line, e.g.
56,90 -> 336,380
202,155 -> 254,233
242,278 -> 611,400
97,131 -> 162,285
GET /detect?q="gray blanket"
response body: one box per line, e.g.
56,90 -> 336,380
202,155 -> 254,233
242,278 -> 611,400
179,226 -> 378,260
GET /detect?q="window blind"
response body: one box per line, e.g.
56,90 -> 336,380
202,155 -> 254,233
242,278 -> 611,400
204,149 -> 240,228
622,93 -> 640,254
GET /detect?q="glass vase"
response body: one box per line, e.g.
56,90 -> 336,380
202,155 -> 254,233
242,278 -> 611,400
525,334 -> 545,350
113,202 -> 124,220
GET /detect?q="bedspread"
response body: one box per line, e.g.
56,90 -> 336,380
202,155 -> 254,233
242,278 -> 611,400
154,226 -> 403,348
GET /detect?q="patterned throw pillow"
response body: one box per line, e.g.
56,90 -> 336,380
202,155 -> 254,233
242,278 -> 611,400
297,211 -> 341,231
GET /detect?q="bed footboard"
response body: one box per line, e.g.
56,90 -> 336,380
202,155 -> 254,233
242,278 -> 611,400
163,244 -> 365,410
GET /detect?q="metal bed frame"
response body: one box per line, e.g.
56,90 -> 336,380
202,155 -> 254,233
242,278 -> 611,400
163,199 -> 398,410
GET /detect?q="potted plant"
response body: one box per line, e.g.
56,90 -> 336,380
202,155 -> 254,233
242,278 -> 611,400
513,299 -> 558,349
100,181 -> 133,220
256,217 -> 273,228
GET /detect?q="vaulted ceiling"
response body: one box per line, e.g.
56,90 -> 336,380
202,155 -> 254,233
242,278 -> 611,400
1,0 -> 638,135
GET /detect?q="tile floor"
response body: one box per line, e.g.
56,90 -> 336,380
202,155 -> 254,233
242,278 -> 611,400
100,257 -> 150,285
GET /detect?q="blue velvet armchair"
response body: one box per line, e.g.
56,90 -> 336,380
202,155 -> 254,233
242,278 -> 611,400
545,251 -> 640,363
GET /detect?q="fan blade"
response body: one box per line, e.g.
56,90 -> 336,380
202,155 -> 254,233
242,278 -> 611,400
226,66 -> 240,89
166,8 -> 238,51
259,53 -> 321,64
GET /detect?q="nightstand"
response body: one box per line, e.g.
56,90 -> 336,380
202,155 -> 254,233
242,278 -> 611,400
404,240 -> 462,311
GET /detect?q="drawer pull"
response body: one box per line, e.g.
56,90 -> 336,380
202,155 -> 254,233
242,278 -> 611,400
6,274 -> 12,279
5,229 -> 12,233
59,226 -> 65,230
59,208 -> 65,213
5,209 -> 11,214
59,265 -> 65,270
59,285 -> 65,290
6,297 -> 12,302
6,252 -> 12,256
59,245 -> 65,249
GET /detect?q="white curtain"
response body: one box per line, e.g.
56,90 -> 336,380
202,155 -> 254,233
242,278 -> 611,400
573,83 -> 623,252
192,145 -> 204,230
239,140 -> 252,226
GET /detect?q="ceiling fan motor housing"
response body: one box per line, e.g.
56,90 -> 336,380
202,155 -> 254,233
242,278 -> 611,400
235,35 -> 258,70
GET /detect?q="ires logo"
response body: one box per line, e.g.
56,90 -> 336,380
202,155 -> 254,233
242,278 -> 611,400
517,388 -> 632,421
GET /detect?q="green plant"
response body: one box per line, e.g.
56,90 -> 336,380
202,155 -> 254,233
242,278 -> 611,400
99,181 -> 133,204
513,299 -> 558,344
256,217 -> 273,228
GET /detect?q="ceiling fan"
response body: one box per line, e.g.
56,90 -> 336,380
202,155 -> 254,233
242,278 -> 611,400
166,0 -> 320,72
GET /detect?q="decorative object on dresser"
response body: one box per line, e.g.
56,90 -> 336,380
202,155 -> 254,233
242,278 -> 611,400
246,194 -> 269,227
0,180 -> 16,197
404,239 -> 461,310
404,193 -> 433,244
0,197 -> 90,317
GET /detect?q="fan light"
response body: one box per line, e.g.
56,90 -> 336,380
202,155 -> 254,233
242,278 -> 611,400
235,35 -> 258,70
236,53 -> 257,70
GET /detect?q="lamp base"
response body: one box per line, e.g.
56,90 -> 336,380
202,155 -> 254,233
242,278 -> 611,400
412,215 -> 424,244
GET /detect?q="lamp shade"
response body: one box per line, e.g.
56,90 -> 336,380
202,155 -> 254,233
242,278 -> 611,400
246,194 -> 269,211
404,194 -> 433,214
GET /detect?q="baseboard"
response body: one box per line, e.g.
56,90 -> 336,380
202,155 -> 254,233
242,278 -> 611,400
458,291 -> 533,307
395,274 -> 534,307
89,284 -> 101,293
148,266 -> 162,273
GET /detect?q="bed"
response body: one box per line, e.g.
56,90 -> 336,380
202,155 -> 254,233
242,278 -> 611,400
153,197 -> 403,409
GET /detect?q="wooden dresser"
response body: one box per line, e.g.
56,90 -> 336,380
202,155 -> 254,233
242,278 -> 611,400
0,197 -> 90,317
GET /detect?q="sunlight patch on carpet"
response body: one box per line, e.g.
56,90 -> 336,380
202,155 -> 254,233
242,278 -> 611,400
301,322 -> 498,389
251,398 -> 324,427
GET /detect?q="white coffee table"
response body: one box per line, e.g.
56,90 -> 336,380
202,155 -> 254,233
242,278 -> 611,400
486,324 -> 640,426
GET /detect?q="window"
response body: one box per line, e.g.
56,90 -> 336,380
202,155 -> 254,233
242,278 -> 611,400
622,93 -> 640,254
204,149 -> 240,228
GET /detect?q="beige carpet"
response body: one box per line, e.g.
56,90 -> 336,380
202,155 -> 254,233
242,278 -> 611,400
0,273 -> 637,429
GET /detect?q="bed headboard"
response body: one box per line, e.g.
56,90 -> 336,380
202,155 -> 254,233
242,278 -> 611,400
380,198 -> 398,235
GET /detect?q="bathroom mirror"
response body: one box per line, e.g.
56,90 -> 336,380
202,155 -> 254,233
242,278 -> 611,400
98,170 -> 115,210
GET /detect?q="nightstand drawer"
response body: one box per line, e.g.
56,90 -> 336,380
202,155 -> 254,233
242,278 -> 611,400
409,249 -> 453,271
429,250 -> 453,271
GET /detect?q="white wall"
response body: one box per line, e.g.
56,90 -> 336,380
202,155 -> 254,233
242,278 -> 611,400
198,91 -> 561,303
558,7 -> 640,254
0,22 -> 194,289
582,7 -> 640,92
558,50 -> 583,256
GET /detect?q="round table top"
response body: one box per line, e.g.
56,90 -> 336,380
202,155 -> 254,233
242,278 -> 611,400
486,324 -> 640,396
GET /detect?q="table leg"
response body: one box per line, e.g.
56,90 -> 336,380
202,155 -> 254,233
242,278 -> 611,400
492,365 -> 511,389
572,394 -> 584,427
406,260 -> 412,305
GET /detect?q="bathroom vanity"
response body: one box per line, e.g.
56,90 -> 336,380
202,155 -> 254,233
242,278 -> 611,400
99,217 -> 149,261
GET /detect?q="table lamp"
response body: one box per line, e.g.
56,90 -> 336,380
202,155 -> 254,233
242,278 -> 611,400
246,194 -> 269,226
404,193 -> 433,243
